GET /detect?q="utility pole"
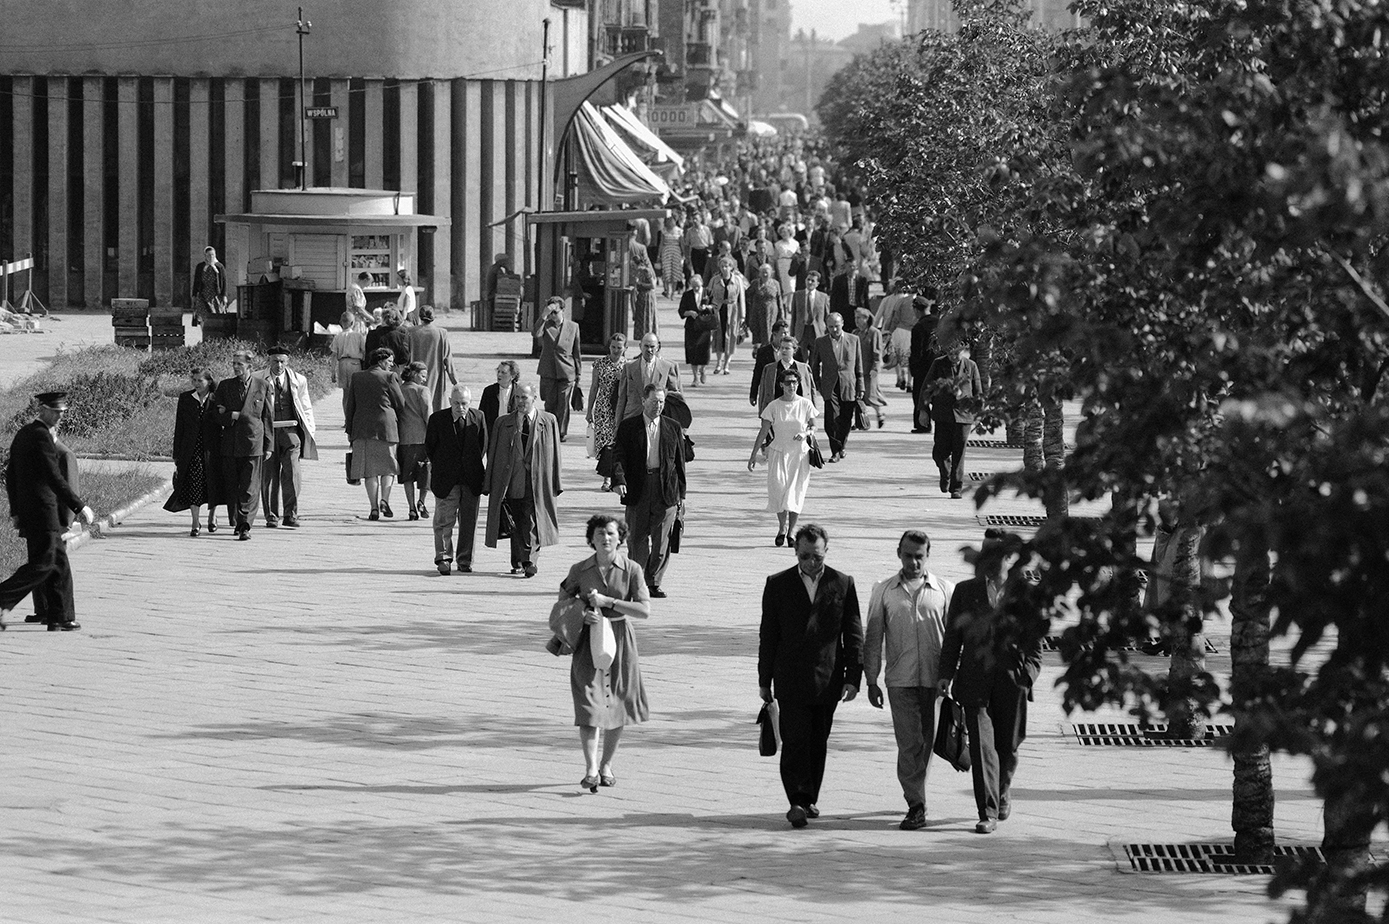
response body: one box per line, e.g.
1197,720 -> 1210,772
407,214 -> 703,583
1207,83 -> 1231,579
296,8 -> 312,190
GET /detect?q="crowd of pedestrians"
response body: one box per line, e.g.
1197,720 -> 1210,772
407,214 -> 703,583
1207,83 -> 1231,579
128,131 -> 1039,836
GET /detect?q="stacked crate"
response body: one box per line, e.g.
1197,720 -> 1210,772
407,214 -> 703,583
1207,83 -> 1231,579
149,307 -> 185,350
111,298 -> 151,350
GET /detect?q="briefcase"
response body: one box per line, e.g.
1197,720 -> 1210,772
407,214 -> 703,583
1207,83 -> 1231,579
668,514 -> 683,554
757,702 -> 780,757
933,694 -> 971,772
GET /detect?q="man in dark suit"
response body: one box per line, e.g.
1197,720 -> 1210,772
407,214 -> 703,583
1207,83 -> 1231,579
616,333 -> 683,421
610,385 -> 687,598
924,341 -> 983,499
908,291 -> 941,433
789,271 -> 830,348
425,384 -> 488,574
0,392 -> 94,631
808,312 -> 863,463
758,523 -> 864,828
753,334 -> 817,413
748,319 -> 792,407
214,350 -> 274,540
938,529 -> 1043,834
533,296 -> 582,441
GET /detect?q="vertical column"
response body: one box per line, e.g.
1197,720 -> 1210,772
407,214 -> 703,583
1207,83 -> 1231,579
399,80 -> 418,194
487,81 -> 506,267
297,79 -> 313,187
117,77 -> 139,297
364,79 -> 384,189
189,78 -> 211,258
83,77 -> 104,307
225,79 -> 246,214
259,78 -> 279,191
462,81 -> 482,311
153,77 -> 174,307
47,78 -> 69,308
430,81 -> 451,309
503,82 -> 520,262
10,77 -> 34,279
330,79 -> 349,187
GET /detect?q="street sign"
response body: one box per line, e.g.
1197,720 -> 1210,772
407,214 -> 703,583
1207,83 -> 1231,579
305,106 -> 338,119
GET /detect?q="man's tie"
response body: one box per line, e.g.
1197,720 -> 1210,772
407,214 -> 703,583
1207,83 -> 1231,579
522,415 -> 532,450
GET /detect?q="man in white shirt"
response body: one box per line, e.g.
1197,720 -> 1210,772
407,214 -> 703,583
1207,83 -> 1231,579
610,385 -> 687,598
865,530 -> 956,830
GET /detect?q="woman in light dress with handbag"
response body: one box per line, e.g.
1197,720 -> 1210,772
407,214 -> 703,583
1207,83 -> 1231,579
557,513 -> 650,792
747,367 -> 818,548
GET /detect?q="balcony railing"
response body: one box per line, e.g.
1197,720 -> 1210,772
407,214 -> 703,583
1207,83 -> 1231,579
604,25 -> 651,57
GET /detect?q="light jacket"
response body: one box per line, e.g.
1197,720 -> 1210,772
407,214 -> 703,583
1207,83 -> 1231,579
864,570 -> 955,688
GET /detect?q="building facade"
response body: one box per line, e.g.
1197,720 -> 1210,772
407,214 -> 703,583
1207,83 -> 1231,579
907,0 -> 1082,33
0,0 -> 587,312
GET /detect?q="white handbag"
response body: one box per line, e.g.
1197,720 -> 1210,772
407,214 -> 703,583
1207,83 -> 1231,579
585,422 -> 596,459
590,613 -> 616,671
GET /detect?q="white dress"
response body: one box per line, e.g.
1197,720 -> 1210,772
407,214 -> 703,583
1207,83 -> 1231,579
761,395 -> 816,513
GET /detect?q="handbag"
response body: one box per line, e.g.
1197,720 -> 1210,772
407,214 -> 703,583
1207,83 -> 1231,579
497,502 -> 516,540
806,432 -> 825,469
683,433 -> 696,462
584,423 -> 596,459
547,596 -> 586,656
933,694 -> 971,772
590,612 -> 616,671
757,701 -> 781,757
571,383 -> 585,411
344,451 -> 361,485
668,514 -> 683,554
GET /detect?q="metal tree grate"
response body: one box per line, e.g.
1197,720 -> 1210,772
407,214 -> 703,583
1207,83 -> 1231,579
1073,722 -> 1233,746
1042,636 -> 1220,654
978,515 -> 1101,528
965,439 -> 1073,449
968,472 -> 996,481
1124,843 -> 1324,874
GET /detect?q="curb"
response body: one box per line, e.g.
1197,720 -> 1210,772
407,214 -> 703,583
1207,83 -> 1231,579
66,479 -> 172,552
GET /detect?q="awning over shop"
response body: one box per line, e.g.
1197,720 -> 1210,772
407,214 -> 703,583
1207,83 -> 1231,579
572,101 -> 671,207
599,104 -> 685,182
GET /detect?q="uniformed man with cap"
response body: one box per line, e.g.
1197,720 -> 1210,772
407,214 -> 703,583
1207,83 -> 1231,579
255,344 -> 318,528
0,392 -> 94,631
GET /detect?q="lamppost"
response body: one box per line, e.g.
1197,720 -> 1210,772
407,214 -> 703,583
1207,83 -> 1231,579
295,8 -> 312,190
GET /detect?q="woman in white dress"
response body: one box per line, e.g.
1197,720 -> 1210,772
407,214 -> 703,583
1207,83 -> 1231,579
772,223 -> 801,299
747,366 -> 817,547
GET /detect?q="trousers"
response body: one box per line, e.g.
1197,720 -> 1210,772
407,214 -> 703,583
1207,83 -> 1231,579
540,377 -> 574,441
626,471 -> 676,589
261,428 -> 302,521
963,681 -> 1030,822
931,421 -> 969,493
504,495 -> 537,568
823,391 -> 856,456
887,686 -> 938,808
223,455 -> 263,531
776,700 -> 839,808
433,484 -> 480,566
0,530 -> 74,625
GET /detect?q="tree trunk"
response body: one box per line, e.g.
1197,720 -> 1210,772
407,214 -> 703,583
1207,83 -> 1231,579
1042,396 -> 1068,519
1312,791 -> 1374,922
1229,537 -> 1274,863
1159,523 -> 1205,739
1022,398 -> 1043,469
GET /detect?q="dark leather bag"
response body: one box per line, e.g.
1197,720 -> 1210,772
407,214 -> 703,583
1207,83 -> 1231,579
757,703 -> 779,757
933,694 -> 971,772
807,432 -> 825,469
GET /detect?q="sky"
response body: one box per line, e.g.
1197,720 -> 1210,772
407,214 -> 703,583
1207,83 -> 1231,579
789,0 -> 903,41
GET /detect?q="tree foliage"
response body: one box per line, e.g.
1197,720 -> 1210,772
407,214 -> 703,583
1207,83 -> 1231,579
821,0 -> 1389,918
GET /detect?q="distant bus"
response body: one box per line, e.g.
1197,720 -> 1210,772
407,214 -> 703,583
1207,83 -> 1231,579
762,112 -> 810,134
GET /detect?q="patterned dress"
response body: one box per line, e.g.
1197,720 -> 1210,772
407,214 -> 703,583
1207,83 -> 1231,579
588,356 -> 624,454
631,250 -> 659,341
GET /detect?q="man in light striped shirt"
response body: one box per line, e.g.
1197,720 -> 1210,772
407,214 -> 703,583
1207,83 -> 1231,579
864,529 -> 956,831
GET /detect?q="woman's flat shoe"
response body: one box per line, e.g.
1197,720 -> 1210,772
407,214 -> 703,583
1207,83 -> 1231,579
380,501 -> 394,518
600,772 -> 617,788
417,502 -> 428,518
206,520 -> 218,534
775,533 -> 786,547
581,775 -> 600,793
369,509 -> 380,521
190,526 -> 200,538
408,510 -> 420,521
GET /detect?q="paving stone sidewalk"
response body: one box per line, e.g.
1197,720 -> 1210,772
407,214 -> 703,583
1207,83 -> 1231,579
0,300 -> 1328,923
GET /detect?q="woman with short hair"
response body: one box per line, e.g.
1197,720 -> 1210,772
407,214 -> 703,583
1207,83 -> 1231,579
747,366 -> 818,547
558,513 -> 650,791
397,361 -> 433,520
344,347 -> 406,520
